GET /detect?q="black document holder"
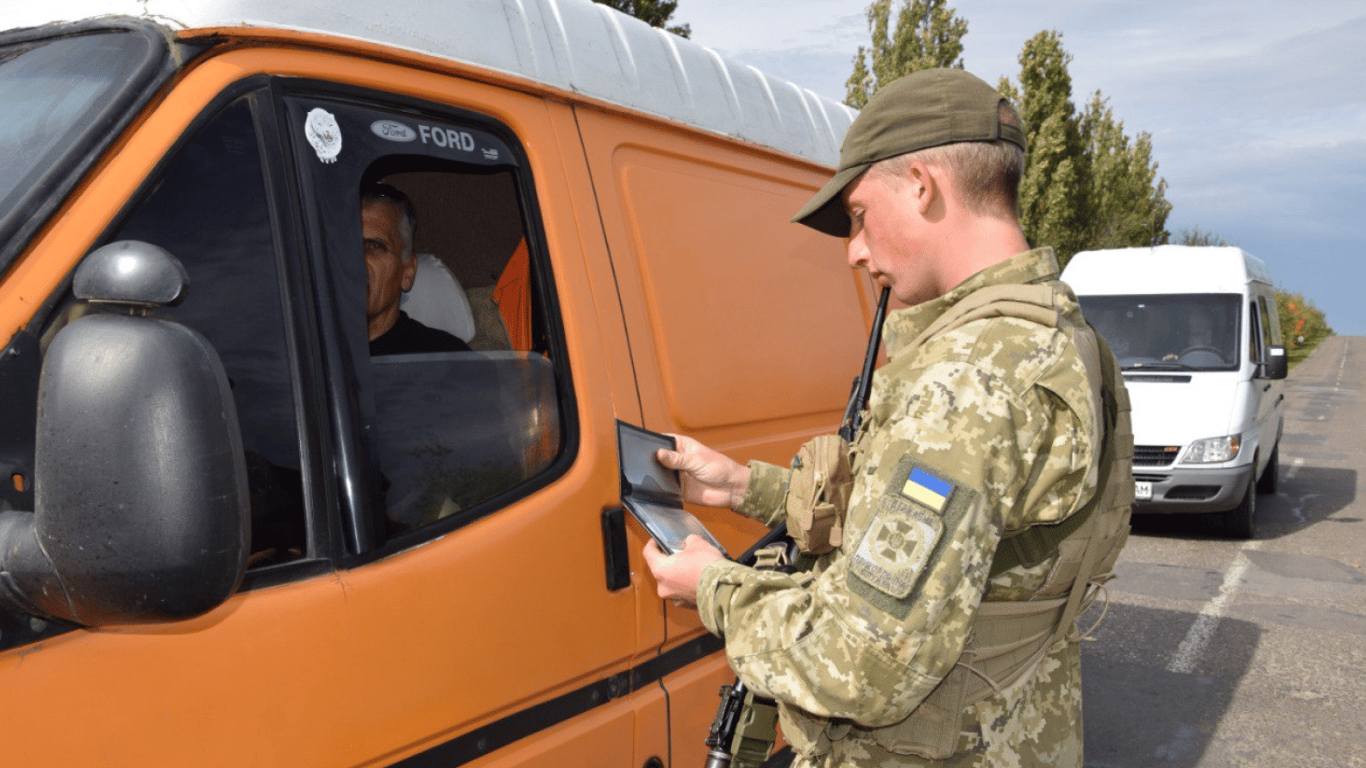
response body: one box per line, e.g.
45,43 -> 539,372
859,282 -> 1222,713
616,421 -> 726,556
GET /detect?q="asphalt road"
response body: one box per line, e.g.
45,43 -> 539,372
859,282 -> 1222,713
1081,335 -> 1366,768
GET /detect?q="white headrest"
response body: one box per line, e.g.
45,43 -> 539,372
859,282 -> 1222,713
402,253 -> 476,343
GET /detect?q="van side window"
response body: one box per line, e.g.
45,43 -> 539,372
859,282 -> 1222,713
1248,300 -> 1264,363
1257,296 -> 1280,346
43,96 -> 309,570
286,95 -> 569,549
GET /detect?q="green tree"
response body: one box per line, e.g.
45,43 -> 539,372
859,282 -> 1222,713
845,0 -> 968,109
1005,30 -> 1090,266
591,0 -> 691,38
1081,91 -> 1171,250
1178,225 -> 1230,246
843,13 -> 1176,270
1001,31 -> 1173,266
1276,290 -> 1333,368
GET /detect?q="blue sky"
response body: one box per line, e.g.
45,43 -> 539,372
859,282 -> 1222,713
676,0 -> 1366,336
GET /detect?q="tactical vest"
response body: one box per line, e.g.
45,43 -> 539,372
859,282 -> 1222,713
785,280 -> 1134,761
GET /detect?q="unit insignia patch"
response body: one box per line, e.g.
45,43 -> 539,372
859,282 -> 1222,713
849,494 -> 942,600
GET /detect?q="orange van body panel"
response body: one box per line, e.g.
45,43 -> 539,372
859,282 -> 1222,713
3,575 -> 351,764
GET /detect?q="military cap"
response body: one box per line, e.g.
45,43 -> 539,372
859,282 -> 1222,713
792,68 -> 1025,237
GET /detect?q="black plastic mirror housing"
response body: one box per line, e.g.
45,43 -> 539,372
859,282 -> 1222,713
1262,344 -> 1288,380
0,242 -> 249,625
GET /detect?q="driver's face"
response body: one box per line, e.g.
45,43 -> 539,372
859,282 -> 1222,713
362,199 -> 416,340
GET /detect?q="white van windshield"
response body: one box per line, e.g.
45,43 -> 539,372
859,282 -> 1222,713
1079,293 -> 1241,371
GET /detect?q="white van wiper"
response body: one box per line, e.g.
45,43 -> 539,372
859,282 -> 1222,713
1124,361 -> 1195,371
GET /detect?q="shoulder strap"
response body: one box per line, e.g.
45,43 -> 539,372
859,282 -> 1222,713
895,284 -> 1060,360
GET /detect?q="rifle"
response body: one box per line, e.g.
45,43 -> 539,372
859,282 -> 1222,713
704,286 -> 892,768
840,286 -> 891,442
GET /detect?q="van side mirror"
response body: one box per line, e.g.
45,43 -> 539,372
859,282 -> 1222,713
1261,344 -> 1288,380
0,241 -> 249,625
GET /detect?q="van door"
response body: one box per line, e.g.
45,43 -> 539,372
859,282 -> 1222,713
1251,292 -> 1285,473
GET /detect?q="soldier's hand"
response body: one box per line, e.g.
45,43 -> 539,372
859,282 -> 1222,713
642,535 -> 725,607
656,434 -> 751,510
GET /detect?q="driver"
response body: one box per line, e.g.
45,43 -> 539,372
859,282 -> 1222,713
1163,305 -> 1214,362
361,182 -> 471,356
1187,306 -> 1214,347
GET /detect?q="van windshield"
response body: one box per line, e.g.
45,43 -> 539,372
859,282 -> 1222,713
0,30 -> 155,265
1079,293 -> 1241,371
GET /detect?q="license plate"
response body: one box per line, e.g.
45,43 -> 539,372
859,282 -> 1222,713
1135,481 -> 1153,501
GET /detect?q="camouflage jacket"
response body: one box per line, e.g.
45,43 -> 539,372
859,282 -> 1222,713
696,248 -> 1105,767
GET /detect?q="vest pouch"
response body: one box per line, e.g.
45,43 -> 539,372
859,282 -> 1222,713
786,435 -> 853,555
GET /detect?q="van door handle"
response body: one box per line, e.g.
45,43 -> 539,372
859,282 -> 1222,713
601,507 -> 631,592
1262,383 -> 1271,392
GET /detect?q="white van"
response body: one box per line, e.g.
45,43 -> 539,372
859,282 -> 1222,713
1062,245 -> 1287,538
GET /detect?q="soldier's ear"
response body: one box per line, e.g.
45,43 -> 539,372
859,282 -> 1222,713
906,161 -> 940,216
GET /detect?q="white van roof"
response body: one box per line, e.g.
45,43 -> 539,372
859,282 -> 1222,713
1,0 -> 854,168
1062,245 -> 1273,296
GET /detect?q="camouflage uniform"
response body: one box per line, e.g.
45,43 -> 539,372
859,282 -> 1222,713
697,247 -> 1113,767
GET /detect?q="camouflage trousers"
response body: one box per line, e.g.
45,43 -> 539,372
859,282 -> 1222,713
787,639 -> 1083,768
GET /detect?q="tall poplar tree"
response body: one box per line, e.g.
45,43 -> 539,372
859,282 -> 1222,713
1001,30 -> 1091,265
591,0 -> 691,38
845,0 -> 968,109
1081,91 -> 1171,249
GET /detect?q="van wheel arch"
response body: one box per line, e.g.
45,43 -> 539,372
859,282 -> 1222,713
1224,464 -> 1257,540
1256,442 -> 1279,495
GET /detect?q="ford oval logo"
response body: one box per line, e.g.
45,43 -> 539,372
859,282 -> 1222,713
371,120 -> 417,142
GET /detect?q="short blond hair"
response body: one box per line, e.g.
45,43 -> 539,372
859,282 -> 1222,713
868,101 -> 1024,220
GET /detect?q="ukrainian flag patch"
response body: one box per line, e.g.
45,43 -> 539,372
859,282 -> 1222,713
901,467 -> 953,513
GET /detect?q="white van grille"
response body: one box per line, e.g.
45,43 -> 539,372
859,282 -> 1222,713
1134,445 -> 1181,467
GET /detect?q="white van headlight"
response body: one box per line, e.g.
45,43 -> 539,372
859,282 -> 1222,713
1182,436 -> 1241,464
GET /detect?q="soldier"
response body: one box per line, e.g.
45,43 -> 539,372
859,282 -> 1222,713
643,68 -> 1132,767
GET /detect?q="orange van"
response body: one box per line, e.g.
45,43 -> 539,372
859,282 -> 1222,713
0,2 -> 874,766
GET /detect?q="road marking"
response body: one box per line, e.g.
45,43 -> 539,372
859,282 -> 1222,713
1166,457 -> 1303,675
1167,542 -> 1259,674
1166,340 -> 1344,675
1283,458 -> 1312,525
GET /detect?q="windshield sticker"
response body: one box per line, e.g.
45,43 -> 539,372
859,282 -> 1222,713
371,120 -> 417,142
305,108 -> 343,163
